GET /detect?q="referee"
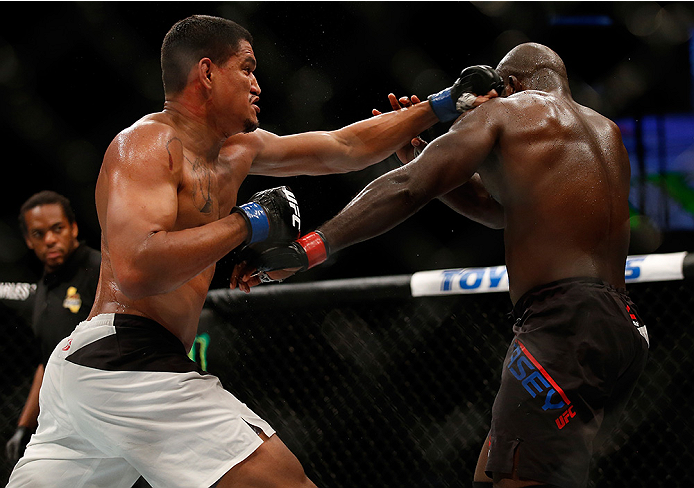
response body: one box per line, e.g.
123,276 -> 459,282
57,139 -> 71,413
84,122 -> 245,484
6,191 -> 100,461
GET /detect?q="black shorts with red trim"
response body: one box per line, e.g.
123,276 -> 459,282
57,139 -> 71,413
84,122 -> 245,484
485,278 -> 649,488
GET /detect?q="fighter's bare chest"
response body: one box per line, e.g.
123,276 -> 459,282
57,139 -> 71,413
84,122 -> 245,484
175,152 -> 247,227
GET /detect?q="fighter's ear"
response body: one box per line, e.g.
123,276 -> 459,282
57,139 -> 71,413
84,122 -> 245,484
507,75 -> 522,95
197,58 -> 214,89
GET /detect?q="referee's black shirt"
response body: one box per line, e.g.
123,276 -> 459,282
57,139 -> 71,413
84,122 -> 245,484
31,243 -> 101,366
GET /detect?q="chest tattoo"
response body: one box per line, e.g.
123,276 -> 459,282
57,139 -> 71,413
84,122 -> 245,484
189,156 -> 214,214
166,138 -> 216,215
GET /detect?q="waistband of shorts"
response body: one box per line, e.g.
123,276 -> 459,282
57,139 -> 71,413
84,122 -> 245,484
512,277 -> 626,319
80,312 -> 166,330
68,313 -> 194,372
79,313 -> 182,345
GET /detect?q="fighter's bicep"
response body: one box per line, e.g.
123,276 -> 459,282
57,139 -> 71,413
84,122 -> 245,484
103,146 -> 180,251
408,119 -> 497,198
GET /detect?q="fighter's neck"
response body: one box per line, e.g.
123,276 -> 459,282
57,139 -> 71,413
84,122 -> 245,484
161,101 -> 227,157
525,71 -> 571,97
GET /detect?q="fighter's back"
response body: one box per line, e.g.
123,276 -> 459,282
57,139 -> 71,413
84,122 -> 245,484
483,91 -> 631,303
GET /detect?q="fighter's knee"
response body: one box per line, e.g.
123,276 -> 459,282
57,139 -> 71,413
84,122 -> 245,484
216,434 -> 316,488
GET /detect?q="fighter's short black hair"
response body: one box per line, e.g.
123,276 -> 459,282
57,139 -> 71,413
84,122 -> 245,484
161,15 -> 253,95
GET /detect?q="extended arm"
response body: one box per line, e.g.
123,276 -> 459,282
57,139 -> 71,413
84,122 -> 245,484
376,94 -> 504,229
320,118 -> 497,253
240,65 -> 501,176
233,102 -> 503,285
243,100 -> 439,176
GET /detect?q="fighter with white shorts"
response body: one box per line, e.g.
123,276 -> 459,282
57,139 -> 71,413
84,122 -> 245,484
7,313 -> 274,488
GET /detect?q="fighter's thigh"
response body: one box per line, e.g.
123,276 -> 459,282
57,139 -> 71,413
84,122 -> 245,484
214,433 -> 316,488
474,433 -> 493,483
7,455 -> 140,488
475,434 -> 545,488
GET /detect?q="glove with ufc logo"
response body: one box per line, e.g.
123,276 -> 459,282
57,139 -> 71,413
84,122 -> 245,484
232,186 -> 301,246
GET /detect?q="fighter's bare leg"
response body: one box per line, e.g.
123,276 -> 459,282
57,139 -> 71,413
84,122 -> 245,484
473,434 -> 546,488
473,434 -> 494,485
213,433 -> 317,488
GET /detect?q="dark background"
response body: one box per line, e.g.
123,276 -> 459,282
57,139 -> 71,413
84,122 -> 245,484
2,4 -> 694,487
1,1 -> 693,287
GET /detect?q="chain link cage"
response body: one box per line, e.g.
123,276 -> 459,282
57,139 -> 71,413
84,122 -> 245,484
1,276 -> 692,486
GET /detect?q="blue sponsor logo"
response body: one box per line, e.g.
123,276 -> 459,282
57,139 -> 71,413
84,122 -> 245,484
625,256 -> 646,281
440,266 -> 507,292
507,344 -> 566,411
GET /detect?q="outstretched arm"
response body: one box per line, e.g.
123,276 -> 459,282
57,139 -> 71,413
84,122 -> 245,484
230,101 -> 504,289
239,65 -> 501,177
374,94 -> 504,229
243,99 -> 439,176
320,110 -> 500,253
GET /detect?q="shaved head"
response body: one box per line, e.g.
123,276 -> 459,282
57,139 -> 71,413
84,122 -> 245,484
497,42 -> 569,93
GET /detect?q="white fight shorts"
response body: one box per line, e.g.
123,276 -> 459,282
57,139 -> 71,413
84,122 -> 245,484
7,313 -> 275,488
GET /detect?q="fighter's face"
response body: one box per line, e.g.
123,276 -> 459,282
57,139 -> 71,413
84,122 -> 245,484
212,41 -> 261,136
23,204 -> 79,273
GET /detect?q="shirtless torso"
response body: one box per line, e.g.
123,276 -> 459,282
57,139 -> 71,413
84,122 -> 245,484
319,86 -> 631,305
476,90 -> 630,303
297,41 -> 640,488
89,38 -> 438,351
91,112 -> 252,350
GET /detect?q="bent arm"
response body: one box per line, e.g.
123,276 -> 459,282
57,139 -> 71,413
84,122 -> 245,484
247,100 -> 439,176
17,364 -> 43,429
102,130 -> 248,300
380,98 -> 503,229
439,174 -> 505,229
401,145 -> 504,228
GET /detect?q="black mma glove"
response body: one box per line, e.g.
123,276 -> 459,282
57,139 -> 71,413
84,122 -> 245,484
5,426 -> 32,462
231,186 -> 301,246
252,231 -> 329,273
428,65 -> 504,122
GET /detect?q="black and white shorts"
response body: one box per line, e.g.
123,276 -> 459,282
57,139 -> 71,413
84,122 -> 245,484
8,313 -> 274,488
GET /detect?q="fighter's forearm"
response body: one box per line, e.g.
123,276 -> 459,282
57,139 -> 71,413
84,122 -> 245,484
113,214 -> 247,300
318,168 -> 428,253
17,365 -> 43,429
438,175 -> 505,229
326,101 -> 438,172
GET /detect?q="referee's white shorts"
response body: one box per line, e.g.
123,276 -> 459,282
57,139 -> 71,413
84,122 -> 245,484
7,313 -> 275,488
